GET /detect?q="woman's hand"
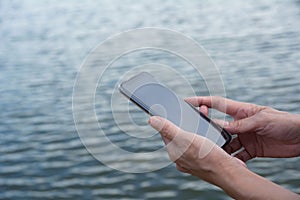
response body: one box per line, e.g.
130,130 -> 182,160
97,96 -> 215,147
148,115 -> 300,199
148,116 -> 245,184
185,96 -> 300,162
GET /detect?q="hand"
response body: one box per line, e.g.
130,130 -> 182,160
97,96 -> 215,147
148,100 -> 300,199
185,96 -> 300,162
148,116 -> 245,184
148,115 -> 300,199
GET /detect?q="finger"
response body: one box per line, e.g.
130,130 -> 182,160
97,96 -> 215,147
223,116 -> 257,134
185,99 -> 209,116
149,116 -> 197,162
234,150 -> 253,162
199,105 -> 209,116
148,116 -> 181,140
161,136 -> 171,145
185,96 -> 254,117
212,119 -> 230,127
211,118 -> 256,135
223,137 -> 243,154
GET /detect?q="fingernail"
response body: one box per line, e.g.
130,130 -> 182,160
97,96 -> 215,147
149,116 -> 162,129
223,121 -> 230,128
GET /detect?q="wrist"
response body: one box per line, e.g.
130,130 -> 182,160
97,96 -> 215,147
194,152 -> 244,191
292,113 -> 300,133
213,157 -> 250,199
289,113 -> 300,155
213,157 -> 300,200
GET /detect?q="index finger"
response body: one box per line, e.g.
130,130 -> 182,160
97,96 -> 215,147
185,96 -> 253,117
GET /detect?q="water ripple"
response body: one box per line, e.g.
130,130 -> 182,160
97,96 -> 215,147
1,0 -> 300,199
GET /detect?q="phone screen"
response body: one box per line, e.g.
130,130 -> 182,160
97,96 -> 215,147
119,72 -> 231,147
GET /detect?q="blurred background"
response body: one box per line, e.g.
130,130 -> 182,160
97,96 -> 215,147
1,0 -> 300,199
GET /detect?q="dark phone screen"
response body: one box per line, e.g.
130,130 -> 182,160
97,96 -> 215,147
119,72 -> 231,147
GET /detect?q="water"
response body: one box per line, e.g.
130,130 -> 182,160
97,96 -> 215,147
1,0 -> 300,199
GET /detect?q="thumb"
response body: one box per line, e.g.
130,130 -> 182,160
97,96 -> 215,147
223,117 -> 256,134
148,116 -> 181,140
148,116 -> 191,162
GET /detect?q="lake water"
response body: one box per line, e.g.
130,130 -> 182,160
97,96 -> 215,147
1,0 -> 300,199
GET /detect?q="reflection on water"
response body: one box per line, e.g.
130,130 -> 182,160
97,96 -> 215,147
1,0 -> 300,199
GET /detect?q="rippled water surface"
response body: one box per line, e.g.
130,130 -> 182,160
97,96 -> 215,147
1,0 -> 300,199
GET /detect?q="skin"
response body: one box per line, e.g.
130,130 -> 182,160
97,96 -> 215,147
185,96 -> 300,161
148,96 -> 300,200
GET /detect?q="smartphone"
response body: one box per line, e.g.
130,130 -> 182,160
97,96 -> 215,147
119,72 -> 232,147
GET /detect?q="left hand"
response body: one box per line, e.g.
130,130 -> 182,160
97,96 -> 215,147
148,116 -> 246,184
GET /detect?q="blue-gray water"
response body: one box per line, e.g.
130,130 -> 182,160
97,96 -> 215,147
1,0 -> 300,199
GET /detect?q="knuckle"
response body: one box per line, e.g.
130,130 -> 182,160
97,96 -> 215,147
212,95 -> 221,105
251,105 -> 269,116
162,122 -> 172,136
235,120 -> 242,129
229,120 -> 240,131
229,120 -> 245,134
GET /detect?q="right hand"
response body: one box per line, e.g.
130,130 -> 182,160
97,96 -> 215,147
185,96 -> 300,162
